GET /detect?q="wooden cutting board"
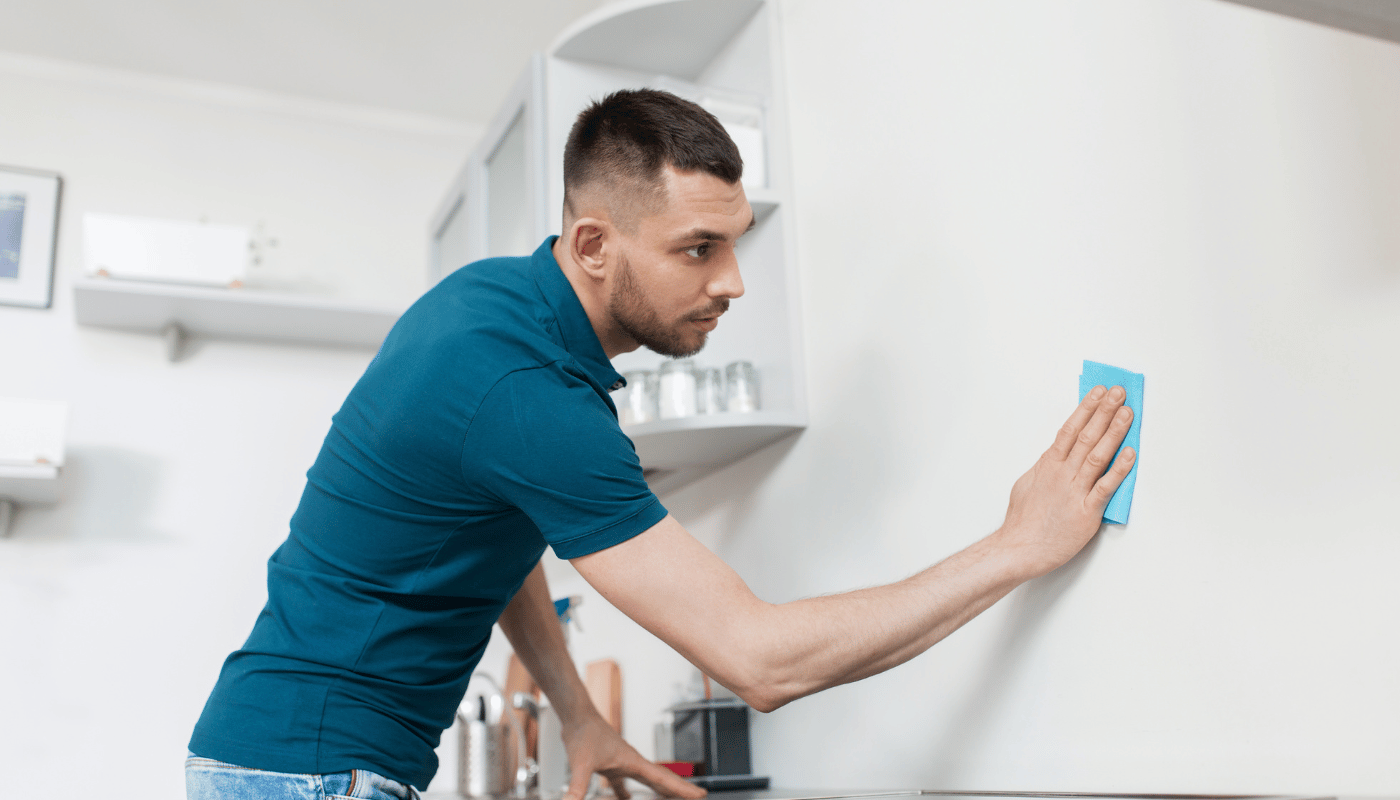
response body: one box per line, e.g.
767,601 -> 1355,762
585,658 -> 623,734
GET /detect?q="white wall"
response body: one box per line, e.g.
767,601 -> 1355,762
5,0 -> 1400,795
0,54 -> 476,798
656,0 -> 1400,793
448,1 -> 1400,794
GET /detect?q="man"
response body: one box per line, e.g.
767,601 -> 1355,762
187,89 -> 1135,800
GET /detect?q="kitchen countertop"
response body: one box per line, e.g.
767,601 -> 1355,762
421,790 -> 1368,800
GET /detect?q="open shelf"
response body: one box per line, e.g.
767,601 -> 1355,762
74,278 -> 403,359
0,463 -> 60,535
0,464 -> 60,503
625,410 -> 804,494
551,0 -> 762,78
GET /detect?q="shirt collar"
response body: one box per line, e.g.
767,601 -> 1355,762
530,237 -> 626,393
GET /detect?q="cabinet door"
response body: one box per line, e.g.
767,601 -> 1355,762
483,55 -> 547,259
430,191 -> 470,283
427,56 -> 545,287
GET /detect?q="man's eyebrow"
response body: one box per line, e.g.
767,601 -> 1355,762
677,216 -> 757,242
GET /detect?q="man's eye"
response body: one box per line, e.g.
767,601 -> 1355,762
684,243 -> 710,258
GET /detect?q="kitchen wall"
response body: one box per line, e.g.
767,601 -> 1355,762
661,0 -> 1398,792
555,0 -> 1400,794
0,53 -> 477,797
4,0 -> 1399,796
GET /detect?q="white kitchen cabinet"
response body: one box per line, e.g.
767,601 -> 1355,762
430,56 -> 548,281
428,0 -> 805,493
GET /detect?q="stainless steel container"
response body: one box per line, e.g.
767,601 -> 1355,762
459,712 -> 511,798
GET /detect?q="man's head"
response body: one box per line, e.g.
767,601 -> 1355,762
556,89 -> 752,359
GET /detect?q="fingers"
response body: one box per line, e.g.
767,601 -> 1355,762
1068,386 -> 1127,469
1049,385 -> 1107,460
1089,445 -> 1136,510
619,759 -> 708,799
1078,402 -> 1133,486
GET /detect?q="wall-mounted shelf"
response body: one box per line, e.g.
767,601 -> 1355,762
551,0 -> 762,79
0,397 -> 67,537
627,411 -> 803,495
73,278 -> 403,361
0,465 -> 61,535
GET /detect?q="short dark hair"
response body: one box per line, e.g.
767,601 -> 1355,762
562,89 -> 743,226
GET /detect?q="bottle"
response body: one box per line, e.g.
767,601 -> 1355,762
659,359 -> 698,419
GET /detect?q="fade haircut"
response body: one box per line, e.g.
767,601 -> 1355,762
562,89 -> 743,232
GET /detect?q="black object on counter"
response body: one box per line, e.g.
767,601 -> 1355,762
689,774 -> 771,791
668,698 -> 768,791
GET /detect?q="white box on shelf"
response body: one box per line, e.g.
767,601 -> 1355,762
84,213 -> 249,287
0,396 -> 68,468
652,77 -> 767,189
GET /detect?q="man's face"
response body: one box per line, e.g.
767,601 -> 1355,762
606,167 -> 752,358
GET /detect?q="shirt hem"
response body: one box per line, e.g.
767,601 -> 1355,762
547,498 -> 668,560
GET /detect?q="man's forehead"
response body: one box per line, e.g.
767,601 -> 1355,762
650,167 -> 752,239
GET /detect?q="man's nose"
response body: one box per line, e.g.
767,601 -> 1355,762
710,252 -> 745,301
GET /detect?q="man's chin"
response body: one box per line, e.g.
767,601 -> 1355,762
645,332 -> 706,359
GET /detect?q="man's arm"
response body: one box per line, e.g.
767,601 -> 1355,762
572,385 -> 1136,713
497,561 -> 707,800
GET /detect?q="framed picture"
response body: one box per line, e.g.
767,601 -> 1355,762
0,165 -> 62,309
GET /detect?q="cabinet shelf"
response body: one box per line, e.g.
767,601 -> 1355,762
551,0 -> 762,78
0,464 -> 60,536
0,464 -> 60,503
74,278 -> 402,359
625,411 -> 804,494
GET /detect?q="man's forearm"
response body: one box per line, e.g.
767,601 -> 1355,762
579,515 -> 1032,712
496,561 -> 594,724
726,530 -> 1032,708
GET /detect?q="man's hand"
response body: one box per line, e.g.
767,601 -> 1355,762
995,384 -> 1136,578
560,711 -> 706,800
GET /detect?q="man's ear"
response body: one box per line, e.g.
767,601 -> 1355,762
565,218 -> 612,282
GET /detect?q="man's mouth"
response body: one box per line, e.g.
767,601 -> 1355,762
689,299 -> 730,324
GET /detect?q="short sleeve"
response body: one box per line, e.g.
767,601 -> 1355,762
461,365 -> 667,559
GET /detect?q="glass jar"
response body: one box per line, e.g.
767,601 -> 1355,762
658,359 -> 698,420
696,367 -> 724,415
724,361 -> 759,413
617,370 -> 658,425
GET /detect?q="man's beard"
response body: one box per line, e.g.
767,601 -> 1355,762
608,252 -> 728,359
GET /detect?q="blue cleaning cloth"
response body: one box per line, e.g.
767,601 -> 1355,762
1078,360 -> 1143,524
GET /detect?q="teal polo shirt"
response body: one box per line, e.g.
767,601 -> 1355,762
189,238 -> 666,789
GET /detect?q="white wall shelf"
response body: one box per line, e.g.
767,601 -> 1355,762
551,0 -> 763,79
627,411 -> 803,495
0,397 -> 67,536
431,0 -> 804,495
73,278 -> 403,361
0,466 -> 60,536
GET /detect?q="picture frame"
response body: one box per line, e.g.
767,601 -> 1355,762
0,165 -> 63,309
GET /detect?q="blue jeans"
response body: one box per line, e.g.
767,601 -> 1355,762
185,753 -> 421,800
